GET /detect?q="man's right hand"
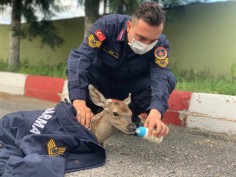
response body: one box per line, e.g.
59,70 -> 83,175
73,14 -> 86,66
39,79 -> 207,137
73,100 -> 94,128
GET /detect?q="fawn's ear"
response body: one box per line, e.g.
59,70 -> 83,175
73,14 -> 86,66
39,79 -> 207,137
123,93 -> 131,105
88,84 -> 108,107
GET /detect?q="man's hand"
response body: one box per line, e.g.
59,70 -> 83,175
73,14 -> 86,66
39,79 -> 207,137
144,109 -> 169,138
73,100 -> 94,128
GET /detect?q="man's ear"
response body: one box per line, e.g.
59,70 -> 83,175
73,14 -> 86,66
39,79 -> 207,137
127,21 -> 131,33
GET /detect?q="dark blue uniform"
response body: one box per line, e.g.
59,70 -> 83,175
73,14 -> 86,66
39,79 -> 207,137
0,101 -> 105,177
67,14 -> 176,117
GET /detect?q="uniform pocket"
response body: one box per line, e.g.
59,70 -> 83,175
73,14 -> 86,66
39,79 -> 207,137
129,58 -> 149,74
97,48 -> 119,67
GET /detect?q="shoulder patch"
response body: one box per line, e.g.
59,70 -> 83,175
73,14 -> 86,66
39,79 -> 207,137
154,47 -> 167,60
47,138 -> 67,156
155,58 -> 169,68
95,29 -> 106,42
88,34 -> 102,48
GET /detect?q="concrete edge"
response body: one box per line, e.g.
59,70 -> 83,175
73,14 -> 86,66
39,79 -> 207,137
0,71 -> 235,134
0,71 -> 27,95
186,92 -> 236,134
24,75 -> 65,102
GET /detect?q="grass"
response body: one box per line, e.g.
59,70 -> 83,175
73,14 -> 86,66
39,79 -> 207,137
19,61 -> 67,78
0,61 -> 8,71
175,76 -> 236,95
0,60 -> 67,78
174,69 -> 236,95
0,60 -> 235,96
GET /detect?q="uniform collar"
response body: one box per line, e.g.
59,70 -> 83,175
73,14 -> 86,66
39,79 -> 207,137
116,28 -> 126,42
116,19 -> 130,42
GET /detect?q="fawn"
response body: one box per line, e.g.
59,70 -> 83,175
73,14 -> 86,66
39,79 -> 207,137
88,84 -> 136,145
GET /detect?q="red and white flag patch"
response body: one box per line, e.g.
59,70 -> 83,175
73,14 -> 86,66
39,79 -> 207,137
95,29 -> 106,42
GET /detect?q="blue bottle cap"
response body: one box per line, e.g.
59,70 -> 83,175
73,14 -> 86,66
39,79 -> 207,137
136,126 -> 146,137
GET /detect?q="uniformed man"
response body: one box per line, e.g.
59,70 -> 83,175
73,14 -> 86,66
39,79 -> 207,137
67,1 -> 176,138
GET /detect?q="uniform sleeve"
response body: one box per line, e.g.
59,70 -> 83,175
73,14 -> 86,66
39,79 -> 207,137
147,35 -> 174,116
66,17 -> 110,102
1,154 -> 66,177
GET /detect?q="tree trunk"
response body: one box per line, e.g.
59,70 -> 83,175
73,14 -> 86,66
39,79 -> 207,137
117,0 -> 124,14
8,0 -> 21,71
84,0 -> 100,37
103,0 -> 107,14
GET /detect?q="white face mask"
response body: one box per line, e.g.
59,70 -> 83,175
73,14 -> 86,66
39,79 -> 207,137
128,38 -> 158,55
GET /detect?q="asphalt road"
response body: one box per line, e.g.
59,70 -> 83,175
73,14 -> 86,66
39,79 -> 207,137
1,92 -> 236,177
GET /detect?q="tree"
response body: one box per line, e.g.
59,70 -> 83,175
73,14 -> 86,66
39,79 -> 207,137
157,0 -> 182,8
107,0 -> 141,14
81,0 -> 183,36
78,0 -> 100,37
107,0 -> 184,14
0,0 -> 65,71
84,0 -> 100,36
79,0 -> 139,36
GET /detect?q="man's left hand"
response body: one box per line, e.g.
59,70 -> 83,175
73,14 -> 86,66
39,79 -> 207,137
144,109 -> 169,138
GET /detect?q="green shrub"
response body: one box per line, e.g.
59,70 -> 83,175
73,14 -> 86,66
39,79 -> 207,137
0,60 -> 67,78
19,60 -> 67,78
174,68 -> 236,95
0,58 -> 8,71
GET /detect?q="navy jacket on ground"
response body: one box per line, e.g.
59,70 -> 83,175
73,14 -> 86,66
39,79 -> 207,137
0,101 -> 106,177
67,14 -> 176,116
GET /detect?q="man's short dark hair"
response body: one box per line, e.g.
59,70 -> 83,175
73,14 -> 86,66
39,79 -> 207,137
132,1 -> 165,26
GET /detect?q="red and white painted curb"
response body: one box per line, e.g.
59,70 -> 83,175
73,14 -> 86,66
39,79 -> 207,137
1,71 -> 236,134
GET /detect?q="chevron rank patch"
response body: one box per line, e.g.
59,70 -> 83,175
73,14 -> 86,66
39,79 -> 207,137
47,138 -> 67,156
154,47 -> 167,60
88,34 -> 102,48
155,58 -> 169,68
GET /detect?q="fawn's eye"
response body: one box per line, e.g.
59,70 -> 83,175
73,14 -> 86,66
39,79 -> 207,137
112,112 -> 119,117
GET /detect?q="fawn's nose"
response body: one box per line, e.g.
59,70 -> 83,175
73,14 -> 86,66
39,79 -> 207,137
127,123 -> 136,132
